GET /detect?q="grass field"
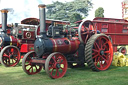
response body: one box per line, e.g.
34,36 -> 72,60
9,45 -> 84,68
0,61 -> 128,85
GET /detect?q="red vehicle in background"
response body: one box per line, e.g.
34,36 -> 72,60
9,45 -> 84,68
93,17 -> 128,54
75,17 -> 128,55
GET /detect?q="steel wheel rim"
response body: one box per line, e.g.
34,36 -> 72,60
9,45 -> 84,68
121,48 -> 126,54
46,53 -> 67,79
92,36 -> 113,70
78,20 -> 95,44
23,51 -> 42,75
2,47 -> 20,67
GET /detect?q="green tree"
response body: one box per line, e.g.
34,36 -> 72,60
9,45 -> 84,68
95,7 -> 104,18
70,13 -> 82,23
46,0 -> 93,22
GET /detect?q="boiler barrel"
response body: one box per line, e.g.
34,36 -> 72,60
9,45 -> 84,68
0,36 -> 18,46
34,38 -> 80,57
50,38 -> 80,54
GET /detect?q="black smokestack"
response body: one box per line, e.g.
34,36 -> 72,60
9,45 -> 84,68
0,9 -> 8,33
38,4 -> 46,38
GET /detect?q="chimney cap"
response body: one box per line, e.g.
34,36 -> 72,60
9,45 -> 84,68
0,9 -> 8,13
38,4 -> 46,8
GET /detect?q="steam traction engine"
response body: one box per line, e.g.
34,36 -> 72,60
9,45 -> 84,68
22,4 -> 113,79
0,9 -> 69,67
0,9 -> 37,67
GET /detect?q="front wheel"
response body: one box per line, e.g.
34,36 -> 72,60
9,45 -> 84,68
85,34 -> 113,71
45,52 -> 68,79
0,45 -> 20,67
22,51 -> 43,75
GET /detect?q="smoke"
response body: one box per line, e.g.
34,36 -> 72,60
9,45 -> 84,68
0,0 -> 44,24
0,0 -> 74,24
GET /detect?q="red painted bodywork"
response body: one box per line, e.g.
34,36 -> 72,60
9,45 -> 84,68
93,17 -> 128,45
23,31 -> 35,40
1,18 -> 70,60
13,18 -> 70,59
50,38 -> 80,54
20,44 -> 34,53
75,17 -> 128,52
93,17 -> 128,52
10,36 -> 18,45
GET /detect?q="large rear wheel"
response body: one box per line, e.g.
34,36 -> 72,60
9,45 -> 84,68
85,34 -> 113,71
78,20 -> 95,44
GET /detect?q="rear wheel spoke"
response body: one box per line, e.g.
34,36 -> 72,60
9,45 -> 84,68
92,54 -> 99,59
85,34 -> 113,71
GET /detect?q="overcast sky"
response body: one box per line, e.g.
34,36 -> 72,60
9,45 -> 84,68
0,0 -> 124,23
86,0 -> 124,20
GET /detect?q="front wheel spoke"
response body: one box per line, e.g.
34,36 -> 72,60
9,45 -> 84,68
60,67 -> 64,72
28,57 -> 32,60
59,58 -> 64,64
49,61 -> 55,65
11,59 -> 14,63
59,60 -> 63,64
34,66 -> 38,71
7,49 -> 11,55
8,59 -> 10,64
55,69 -> 59,77
12,53 -> 17,57
3,58 -> 8,61
10,48 -> 15,54
52,56 -> 57,63
3,53 -> 9,57
49,65 -> 54,70
50,68 -> 54,75
31,67 -> 33,73
27,66 -> 32,71
14,58 -> 18,61
25,63 -> 31,67
60,62 -> 65,65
